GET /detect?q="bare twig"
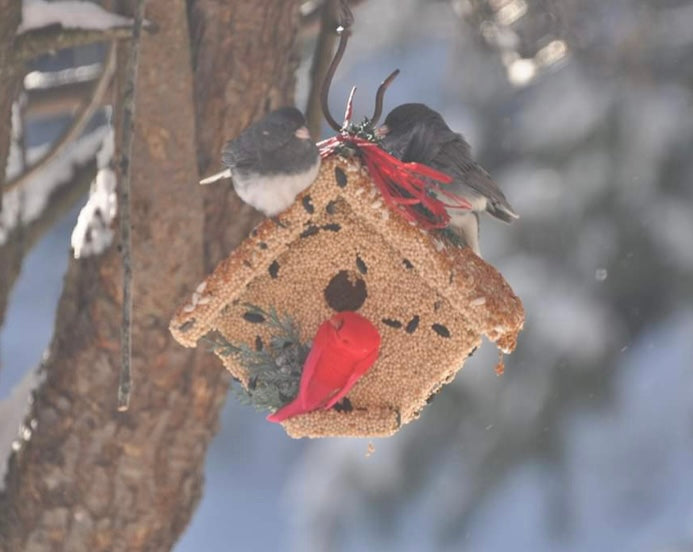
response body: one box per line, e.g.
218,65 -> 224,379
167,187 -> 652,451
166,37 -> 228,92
18,92 -> 27,172
3,45 -> 116,194
0,0 -> 23,212
117,0 -> 147,412
13,25 -> 143,64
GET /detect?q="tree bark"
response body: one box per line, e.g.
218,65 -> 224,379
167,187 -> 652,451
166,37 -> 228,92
0,1 -> 302,550
188,0 -> 302,267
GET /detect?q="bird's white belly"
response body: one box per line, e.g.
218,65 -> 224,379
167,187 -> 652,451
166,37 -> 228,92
233,159 -> 320,216
438,184 -> 487,213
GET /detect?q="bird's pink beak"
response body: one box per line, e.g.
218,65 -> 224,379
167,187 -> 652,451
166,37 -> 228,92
375,124 -> 389,138
294,126 -> 311,140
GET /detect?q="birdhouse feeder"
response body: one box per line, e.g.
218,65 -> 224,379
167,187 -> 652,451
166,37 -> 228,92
169,157 -> 524,438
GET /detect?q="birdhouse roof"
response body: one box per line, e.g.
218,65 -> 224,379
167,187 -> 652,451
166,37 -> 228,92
170,157 -> 524,438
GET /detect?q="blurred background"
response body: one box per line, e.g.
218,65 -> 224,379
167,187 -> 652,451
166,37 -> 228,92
2,0 -> 693,550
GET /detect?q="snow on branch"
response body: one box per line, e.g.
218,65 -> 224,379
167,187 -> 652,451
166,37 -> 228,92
6,98 -> 27,181
71,128 -> 116,258
24,62 -> 102,90
0,367 -> 45,490
18,0 -> 133,34
0,125 -> 109,246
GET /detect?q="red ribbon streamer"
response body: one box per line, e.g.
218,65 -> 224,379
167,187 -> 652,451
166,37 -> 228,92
318,134 -> 471,230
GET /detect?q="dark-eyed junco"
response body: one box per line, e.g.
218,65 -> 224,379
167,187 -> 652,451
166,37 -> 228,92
379,103 -> 518,256
200,107 -> 320,217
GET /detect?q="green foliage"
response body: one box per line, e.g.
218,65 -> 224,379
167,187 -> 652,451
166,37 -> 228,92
333,118 -> 382,158
347,118 -> 381,143
200,304 -> 311,413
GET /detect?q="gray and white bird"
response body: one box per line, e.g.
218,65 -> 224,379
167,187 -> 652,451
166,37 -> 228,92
200,107 -> 320,217
379,103 -> 518,256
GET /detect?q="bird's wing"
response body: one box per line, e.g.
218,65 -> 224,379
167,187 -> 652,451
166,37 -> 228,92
221,119 -> 296,171
297,321 -> 335,409
399,123 -> 453,165
435,134 -> 518,221
322,348 -> 379,410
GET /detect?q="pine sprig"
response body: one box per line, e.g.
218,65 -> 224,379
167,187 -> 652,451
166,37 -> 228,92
242,303 -> 303,345
200,305 -> 311,412
202,332 -> 243,357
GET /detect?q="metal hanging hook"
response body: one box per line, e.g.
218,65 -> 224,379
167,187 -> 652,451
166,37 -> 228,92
371,68 -> 400,125
320,0 -> 399,131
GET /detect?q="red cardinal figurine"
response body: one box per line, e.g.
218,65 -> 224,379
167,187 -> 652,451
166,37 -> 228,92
267,311 -> 381,423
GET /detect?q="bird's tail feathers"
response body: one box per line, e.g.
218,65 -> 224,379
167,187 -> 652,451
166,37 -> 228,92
199,169 -> 232,185
488,201 -> 519,224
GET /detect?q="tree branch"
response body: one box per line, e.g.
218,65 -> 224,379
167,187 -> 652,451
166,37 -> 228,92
0,0 -> 23,211
0,158 -> 96,330
3,45 -> 116,194
13,25 -> 139,64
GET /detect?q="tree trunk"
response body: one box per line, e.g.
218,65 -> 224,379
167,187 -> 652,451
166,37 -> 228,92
189,0 -> 302,267
0,1 -> 302,550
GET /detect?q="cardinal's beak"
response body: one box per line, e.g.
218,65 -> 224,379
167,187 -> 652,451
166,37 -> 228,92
294,126 -> 311,140
375,124 -> 389,138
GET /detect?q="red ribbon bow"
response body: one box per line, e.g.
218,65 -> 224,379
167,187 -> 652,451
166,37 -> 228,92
317,88 -> 471,230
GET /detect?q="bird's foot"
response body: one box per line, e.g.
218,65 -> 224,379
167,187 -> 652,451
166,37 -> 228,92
269,216 -> 288,229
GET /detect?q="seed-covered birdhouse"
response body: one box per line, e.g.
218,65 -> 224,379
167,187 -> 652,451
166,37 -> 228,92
169,157 -> 524,438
